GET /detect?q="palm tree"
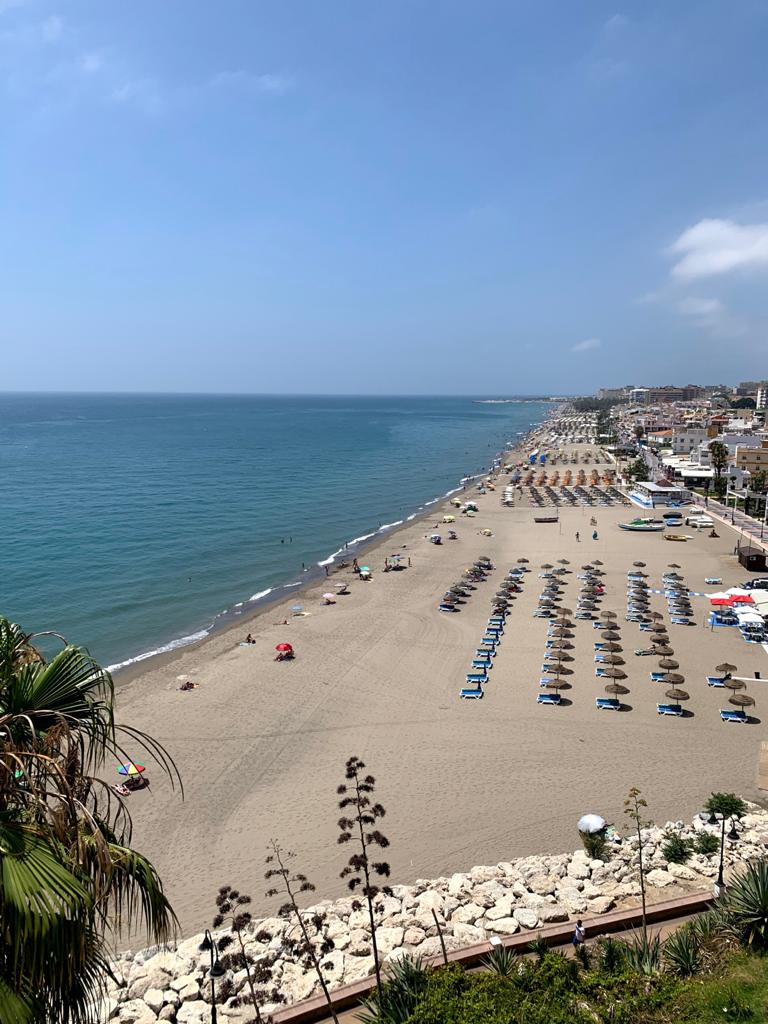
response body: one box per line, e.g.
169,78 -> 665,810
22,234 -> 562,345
708,441 -> 729,495
0,617 -> 180,1023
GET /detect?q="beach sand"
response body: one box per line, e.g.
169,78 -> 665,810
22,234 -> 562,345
116,441 -> 766,941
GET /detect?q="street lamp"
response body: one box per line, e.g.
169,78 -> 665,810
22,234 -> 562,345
707,812 -> 741,892
199,929 -> 226,1023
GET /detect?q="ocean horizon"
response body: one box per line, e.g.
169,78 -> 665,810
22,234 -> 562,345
1,393 -> 552,668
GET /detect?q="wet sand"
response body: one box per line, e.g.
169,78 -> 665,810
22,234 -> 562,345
116,442 -> 766,941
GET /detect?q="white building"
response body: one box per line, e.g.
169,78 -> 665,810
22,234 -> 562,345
671,427 -> 709,455
756,383 -> 768,411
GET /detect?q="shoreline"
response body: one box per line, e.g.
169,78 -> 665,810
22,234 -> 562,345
114,409 -> 556,687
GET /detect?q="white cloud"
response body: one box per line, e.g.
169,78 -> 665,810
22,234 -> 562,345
669,218 -> 768,279
677,296 -> 724,317
41,14 -> 62,42
110,77 -> 163,113
207,70 -> 294,95
571,337 -> 602,353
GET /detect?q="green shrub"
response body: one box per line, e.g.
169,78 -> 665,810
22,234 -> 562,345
621,932 -> 662,976
721,859 -> 768,950
595,936 -> 625,974
481,943 -> 518,978
357,954 -> 430,1024
695,830 -> 721,856
580,831 -> 609,861
663,924 -> 703,977
662,830 -> 694,864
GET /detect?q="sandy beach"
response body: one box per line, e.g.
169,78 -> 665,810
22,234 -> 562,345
116,433 -> 767,942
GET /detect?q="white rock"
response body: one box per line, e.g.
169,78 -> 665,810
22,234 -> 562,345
646,868 -> 675,888
588,895 -> 615,914
348,910 -> 371,931
117,1000 -> 158,1024
177,980 -> 200,1002
404,926 -> 426,945
448,873 -> 472,897
450,902 -> 484,924
375,927 -> 404,957
667,862 -> 698,881
526,874 -> 557,895
470,865 -> 499,883
513,908 -> 539,929
175,1002 -> 209,1024
347,929 -> 371,956
169,975 -> 198,995
453,922 -> 486,944
485,917 -> 519,935
567,861 -> 590,880
344,955 -> 376,983
484,897 -> 514,921
143,989 -> 165,1014
280,962 -> 317,1004
539,904 -> 569,923
416,891 -> 444,915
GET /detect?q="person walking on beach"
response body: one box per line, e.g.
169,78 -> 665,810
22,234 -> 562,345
575,531 -> 580,542
572,920 -> 586,948
592,530 -> 598,541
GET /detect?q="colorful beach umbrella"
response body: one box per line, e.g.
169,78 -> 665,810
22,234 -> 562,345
117,763 -> 145,777
275,642 -> 293,652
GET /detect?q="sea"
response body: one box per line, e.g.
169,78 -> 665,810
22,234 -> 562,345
0,394 -> 552,669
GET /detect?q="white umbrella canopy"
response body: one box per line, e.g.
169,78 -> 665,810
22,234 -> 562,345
578,813 -> 606,834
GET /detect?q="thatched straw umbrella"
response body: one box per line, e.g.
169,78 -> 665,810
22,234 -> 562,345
658,658 -> 679,670
601,630 -> 621,640
665,688 -> 689,703
600,610 -> 618,619
592,559 -> 604,566
605,682 -> 629,695
602,666 -> 627,679
729,693 -> 755,709
724,678 -> 746,693
660,672 -> 684,685
600,641 -> 623,652
716,662 -> 738,678
601,653 -> 625,665
633,561 -> 646,567
517,557 -> 529,564
652,645 -> 674,656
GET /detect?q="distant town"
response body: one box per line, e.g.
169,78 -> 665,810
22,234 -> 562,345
580,381 -> 768,526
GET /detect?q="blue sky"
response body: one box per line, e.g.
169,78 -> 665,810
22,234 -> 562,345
2,1 -> 768,394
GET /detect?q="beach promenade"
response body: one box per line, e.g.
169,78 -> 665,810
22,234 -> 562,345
117,440 -> 766,940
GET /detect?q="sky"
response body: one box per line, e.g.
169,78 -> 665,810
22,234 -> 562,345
2,1 -> 768,395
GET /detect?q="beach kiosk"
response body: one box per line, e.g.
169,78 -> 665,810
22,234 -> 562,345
629,481 -> 692,509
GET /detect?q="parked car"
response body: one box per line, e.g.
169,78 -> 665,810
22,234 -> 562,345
743,579 -> 768,591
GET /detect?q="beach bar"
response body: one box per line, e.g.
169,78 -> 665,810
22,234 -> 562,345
629,481 -> 691,509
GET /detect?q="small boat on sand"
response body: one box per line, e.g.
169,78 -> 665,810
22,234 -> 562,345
618,519 -> 665,532
664,533 -> 692,542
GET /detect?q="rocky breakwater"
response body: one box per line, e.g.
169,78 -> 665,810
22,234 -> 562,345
103,806 -> 768,1023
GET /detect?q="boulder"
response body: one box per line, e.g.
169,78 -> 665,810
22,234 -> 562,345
344,955 -> 376,983
117,1000 -> 158,1024
143,989 -> 165,1014
485,917 -> 519,935
484,897 -> 514,921
128,970 -> 172,1001
470,865 -> 499,883
646,869 -> 675,888
375,895 -> 402,918
453,922 -> 486,944
450,902 -> 484,925
375,926 -> 404,957
158,1008 -> 176,1022
588,895 -> 615,914
526,874 -> 557,896
169,975 -> 199,995
567,861 -> 590,880
404,926 -> 427,946
539,904 -> 569,923
175,1003 -> 210,1024
513,908 -> 539,929
177,980 -> 200,1002
279,962 -> 316,1004
347,929 -> 372,957
448,873 -> 472,897
416,891 -> 444,916
667,862 -> 698,882
557,889 -> 587,914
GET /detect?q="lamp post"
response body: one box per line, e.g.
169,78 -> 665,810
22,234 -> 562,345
199,929 -> 226,1023
708,811 -> 741,893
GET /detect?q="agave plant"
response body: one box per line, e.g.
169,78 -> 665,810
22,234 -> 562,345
357,954 -> 429,1024
663,924 -> 703,977
0,617 -> 180,1023
596,936 -> 625,973
482,942 -> 518,978
621,932 -> 661,976
527,936 -> 550,962
721,858 -> 768,949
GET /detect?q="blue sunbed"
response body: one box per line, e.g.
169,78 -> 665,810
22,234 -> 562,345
537,692 -> 562,705
476,647 -> 496,657
705,578 -> 722,585
460,686 -> 483,699
466,672 -> 488,684
671,617 -> 692,626
439,603 -> 457,612
720,709 -> 747,723
472,659 -> 491,670
595,654 -> 607,663
575,612 -> 594,620
481,635 -> 500,645
705,676 -> 725,687
595,667 -> 608,678
650,672 -> 666,681
596,698 -> 620,710
657,703 -> 683,716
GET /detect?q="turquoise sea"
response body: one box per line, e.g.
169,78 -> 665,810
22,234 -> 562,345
0,394 -> 551,668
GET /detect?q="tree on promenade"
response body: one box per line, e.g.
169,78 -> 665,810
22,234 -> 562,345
709,441 -> 729,494
337,756 -> 391,993
0,616 -> 179,1023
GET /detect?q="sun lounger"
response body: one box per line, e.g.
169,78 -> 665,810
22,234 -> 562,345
706,675 -> 726,687
466,672 -> 488,684
476,647 -> 496,657
481,635 -> 500,645
639,623 -> 654,632
537,692 -> 562,705
657,703 -> 683,716
720,709 -> 747,723
576,612 -> 594,620
460,686 -> 484,699
472,659 -> 491,670
705,577 -> 722,585
650,671 -> 666,681
671,617 -> 692,626
594,654 -> 607,663
595,667 -> 608,677
596,698 -> 620,710
439,603 -> 457,612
